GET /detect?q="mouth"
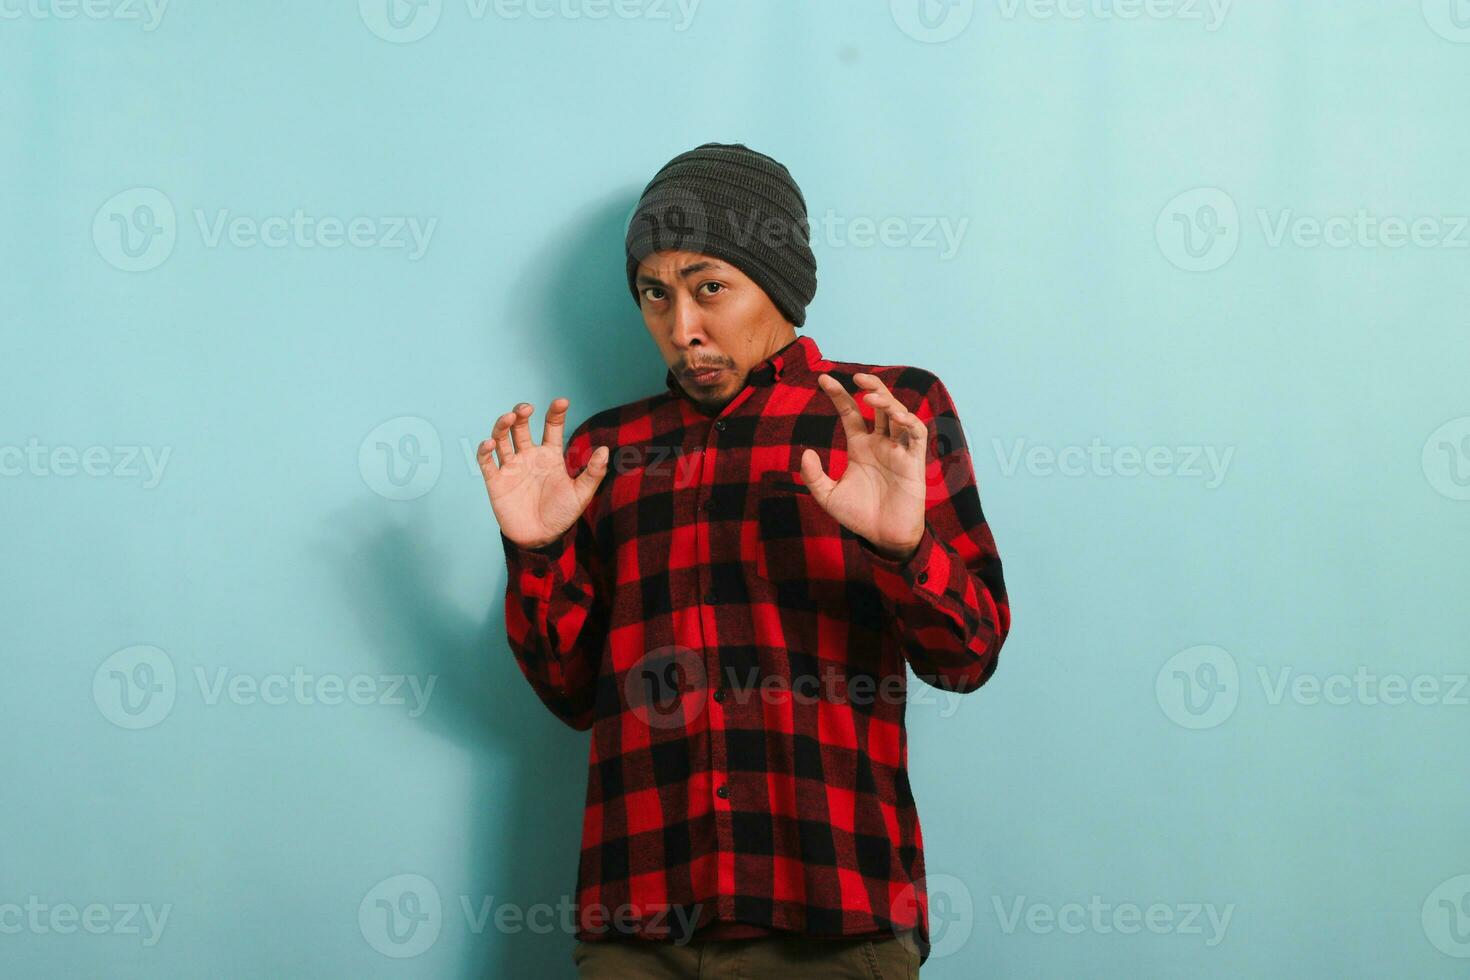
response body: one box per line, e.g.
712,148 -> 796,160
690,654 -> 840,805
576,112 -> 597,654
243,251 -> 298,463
686,366 -> 724,385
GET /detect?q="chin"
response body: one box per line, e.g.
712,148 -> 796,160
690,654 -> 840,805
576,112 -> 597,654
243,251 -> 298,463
693,386 -> 734,411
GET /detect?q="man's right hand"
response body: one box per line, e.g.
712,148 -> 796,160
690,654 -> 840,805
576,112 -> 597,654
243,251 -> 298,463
478,397 -> 609,549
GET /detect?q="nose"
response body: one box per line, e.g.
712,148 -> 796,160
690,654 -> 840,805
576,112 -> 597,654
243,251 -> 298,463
669,293 -> 704,351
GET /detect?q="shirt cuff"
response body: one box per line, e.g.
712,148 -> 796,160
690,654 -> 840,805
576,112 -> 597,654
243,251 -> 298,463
500,526 -> 572,577
858,523 -> 952,606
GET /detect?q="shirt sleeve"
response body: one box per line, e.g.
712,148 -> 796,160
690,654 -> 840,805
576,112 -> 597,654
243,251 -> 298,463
501,421 -> 607,731
856,374 -> 1012,693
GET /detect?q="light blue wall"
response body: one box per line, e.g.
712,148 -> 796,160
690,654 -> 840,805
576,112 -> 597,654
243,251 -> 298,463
3,1 -> 1468,977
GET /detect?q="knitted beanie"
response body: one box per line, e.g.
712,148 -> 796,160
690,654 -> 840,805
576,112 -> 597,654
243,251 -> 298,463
624,142 -> 818,328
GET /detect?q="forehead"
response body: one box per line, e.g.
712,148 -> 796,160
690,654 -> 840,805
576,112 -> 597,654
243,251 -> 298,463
636,250 -> 738,281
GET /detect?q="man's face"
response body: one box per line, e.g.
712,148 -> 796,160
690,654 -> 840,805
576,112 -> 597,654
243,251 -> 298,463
634,249 -> 795,412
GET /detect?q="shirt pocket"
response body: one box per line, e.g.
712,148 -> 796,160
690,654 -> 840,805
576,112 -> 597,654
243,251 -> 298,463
753,471 -> 858,604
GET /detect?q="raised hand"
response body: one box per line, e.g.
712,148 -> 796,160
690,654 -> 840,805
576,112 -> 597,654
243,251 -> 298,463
478,398 -> 609,549
798,373 -> 928,562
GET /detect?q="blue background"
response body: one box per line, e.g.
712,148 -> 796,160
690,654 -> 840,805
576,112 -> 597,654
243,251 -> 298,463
3,1 -> 1468,976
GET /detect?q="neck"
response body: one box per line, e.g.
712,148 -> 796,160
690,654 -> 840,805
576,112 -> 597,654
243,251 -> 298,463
762,327 -> 799,361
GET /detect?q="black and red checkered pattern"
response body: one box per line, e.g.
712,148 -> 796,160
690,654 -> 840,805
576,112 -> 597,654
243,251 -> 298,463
500,333 -> 1010,962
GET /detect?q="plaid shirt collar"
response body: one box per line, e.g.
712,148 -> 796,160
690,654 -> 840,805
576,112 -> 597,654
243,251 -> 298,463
663,334 -> 821,401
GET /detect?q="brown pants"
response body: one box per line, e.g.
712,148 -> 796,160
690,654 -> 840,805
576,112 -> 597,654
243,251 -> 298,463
572,930 -> 921,979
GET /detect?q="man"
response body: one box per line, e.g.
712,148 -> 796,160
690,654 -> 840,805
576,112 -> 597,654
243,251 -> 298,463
480,142 -> 1011,978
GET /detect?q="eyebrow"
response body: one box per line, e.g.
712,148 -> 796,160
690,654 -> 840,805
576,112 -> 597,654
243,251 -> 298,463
635,260 -> 725,288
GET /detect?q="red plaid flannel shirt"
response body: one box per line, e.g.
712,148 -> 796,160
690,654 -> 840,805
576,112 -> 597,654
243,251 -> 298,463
500,334 -> 1010,962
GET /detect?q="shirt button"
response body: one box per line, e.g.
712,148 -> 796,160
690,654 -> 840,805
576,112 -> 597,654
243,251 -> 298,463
713,688 -> 726,703
917,571 -> 928,584
713,419 -> 726,431
716,785 -> 729,799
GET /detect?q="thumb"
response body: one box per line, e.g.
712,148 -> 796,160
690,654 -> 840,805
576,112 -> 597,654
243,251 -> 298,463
797,449 -> 837,504
572,445 -> 610,508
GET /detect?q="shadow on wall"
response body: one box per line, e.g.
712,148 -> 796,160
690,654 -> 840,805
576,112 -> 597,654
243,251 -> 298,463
326,192 -> 659,979
487,190 -> 664,415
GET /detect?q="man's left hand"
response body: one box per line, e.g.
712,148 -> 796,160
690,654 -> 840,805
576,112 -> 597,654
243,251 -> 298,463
799,372 -> 927,563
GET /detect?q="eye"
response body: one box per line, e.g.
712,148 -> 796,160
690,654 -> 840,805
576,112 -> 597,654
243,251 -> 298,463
641,286 -> 666,302
699,281 -> 725,296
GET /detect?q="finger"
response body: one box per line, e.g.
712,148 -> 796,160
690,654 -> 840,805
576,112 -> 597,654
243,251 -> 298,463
572,445 -> 610,509
876,396 -> 920,452
891,402 -> 928,457
476,437 -> 499,478
796,448 -> 838,504
509,403 -> 534,453
857,374 -> 924,451
853,372 -> 889,438
815,373 -> 869,442
490,409 -> 517,465
542,397 -> 570,450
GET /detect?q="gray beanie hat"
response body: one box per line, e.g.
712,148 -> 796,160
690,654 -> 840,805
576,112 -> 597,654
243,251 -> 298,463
624,142 -> 818,328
